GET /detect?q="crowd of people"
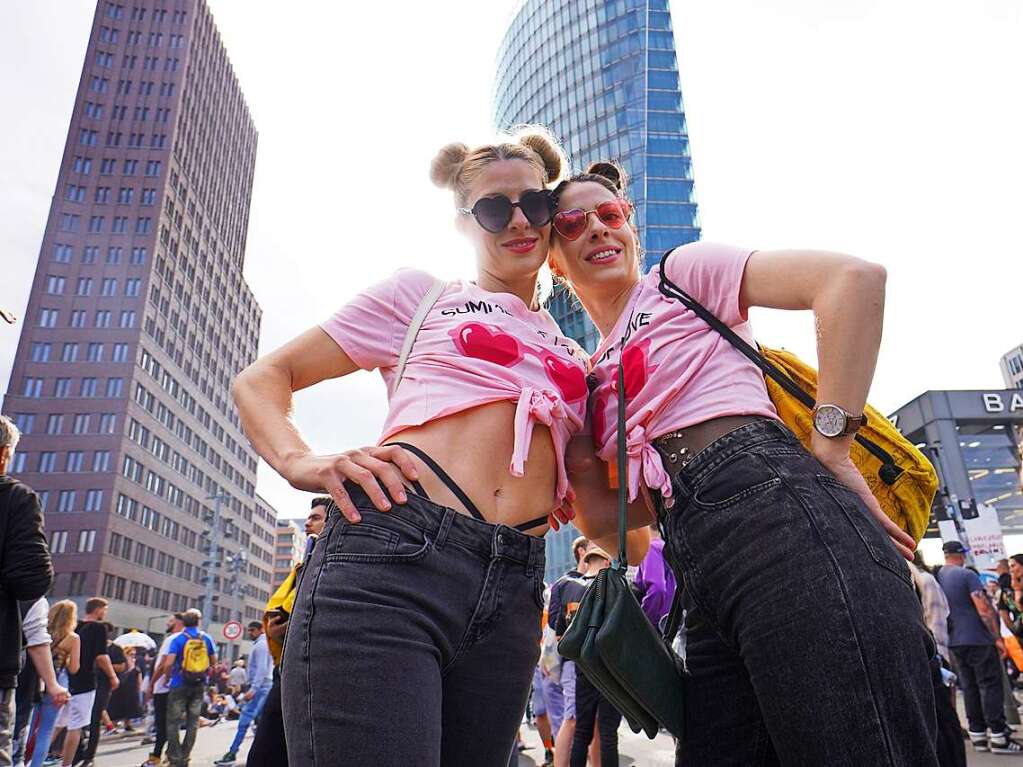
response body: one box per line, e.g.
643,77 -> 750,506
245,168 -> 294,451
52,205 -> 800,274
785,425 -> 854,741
1,437 -> 329,767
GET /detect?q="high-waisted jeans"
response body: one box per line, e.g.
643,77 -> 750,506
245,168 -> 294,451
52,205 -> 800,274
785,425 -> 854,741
656,418 -> 938,767
281,484 -> 546,767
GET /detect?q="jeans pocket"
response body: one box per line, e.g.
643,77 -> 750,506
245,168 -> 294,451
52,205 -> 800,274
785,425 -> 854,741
816,474 -> 912,587
532,569 -> 546,610
324,518 -> 432,564
691,453 -> 781,510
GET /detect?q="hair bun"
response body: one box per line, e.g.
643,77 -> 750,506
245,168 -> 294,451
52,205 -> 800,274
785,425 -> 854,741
430,142 -> 470,190
518,131 -> 564,184
586,162 -> 623,191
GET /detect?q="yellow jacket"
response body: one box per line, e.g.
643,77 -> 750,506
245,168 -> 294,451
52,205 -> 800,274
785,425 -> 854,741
263,565 -> 299,665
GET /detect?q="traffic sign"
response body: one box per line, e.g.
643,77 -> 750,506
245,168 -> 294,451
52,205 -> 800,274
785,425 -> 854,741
222,620 -> 243,641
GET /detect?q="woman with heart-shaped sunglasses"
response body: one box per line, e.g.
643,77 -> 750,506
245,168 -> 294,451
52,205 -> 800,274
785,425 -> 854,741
233,130 -> 649,766
548,163 -> 938,766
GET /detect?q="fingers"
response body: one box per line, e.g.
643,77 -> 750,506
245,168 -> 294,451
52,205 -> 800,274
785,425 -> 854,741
547,511 -> 560,532
356,455 -> 409,506
371,445 -> 420,483
338,459 -> 393,513
326,482 -> 361,523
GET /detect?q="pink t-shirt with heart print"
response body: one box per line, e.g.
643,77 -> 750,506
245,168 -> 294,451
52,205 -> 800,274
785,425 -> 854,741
588,241 -> 779,502
320,269 -> 588,506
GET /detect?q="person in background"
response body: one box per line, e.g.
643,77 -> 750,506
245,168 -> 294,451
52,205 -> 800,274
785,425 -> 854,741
0,414 -> 53,765
106,645 -> 143,732
911,552 -> 950,663
74,621 -> 125,765
141,613 -> 184,767
227,661 -> 246,698
28,601 -> 79,767
215,622 -> 272,765
161,609 -> 216,767
633,525 -> 676,631
244,496 -> 328,767
569,547 -> 621,767
12,598 -> 68,767
937,541 -> 1021,754
57,598 -> 116,767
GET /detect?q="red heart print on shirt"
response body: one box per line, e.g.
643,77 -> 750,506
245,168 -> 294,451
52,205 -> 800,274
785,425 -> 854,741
611,340 -> 655,400
450,322 -> 524,367
541,353 -> 587,403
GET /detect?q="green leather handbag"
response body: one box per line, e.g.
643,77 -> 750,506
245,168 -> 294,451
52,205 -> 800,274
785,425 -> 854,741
557,362 -> 684,739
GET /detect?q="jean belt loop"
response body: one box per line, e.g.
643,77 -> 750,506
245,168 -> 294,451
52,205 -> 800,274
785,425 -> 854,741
492,525 -> 508,559
435,507 -> 455,550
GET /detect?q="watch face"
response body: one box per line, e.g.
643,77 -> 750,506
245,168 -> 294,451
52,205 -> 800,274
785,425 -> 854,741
814,405 -> 847,437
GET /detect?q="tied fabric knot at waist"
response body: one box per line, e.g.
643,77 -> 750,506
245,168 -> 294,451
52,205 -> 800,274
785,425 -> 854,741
625,424 -> 673,502
510,387 -> 576,502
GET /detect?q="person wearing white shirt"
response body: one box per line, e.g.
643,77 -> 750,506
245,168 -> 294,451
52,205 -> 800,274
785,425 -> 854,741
141,613 -> 184,767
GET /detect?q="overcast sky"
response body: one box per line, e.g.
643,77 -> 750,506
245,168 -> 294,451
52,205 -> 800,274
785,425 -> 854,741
2,0 -> 1021,519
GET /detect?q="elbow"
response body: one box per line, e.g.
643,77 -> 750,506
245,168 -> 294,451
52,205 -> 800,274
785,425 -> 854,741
842,258 -> 887,297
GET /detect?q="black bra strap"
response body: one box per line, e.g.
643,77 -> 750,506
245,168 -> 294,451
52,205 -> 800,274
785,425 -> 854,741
513,515 -> 550,532
383,442 -> 485,523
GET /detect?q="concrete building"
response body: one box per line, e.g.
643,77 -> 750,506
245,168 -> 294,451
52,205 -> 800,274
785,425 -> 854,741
890,390 -> 1023,537
2,0 -> 272,634
273,518 -> 306,590
1002,344 -> 1023,390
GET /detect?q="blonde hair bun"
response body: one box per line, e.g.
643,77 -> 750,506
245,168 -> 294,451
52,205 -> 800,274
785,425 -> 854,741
430,142 -> 470,190
518,131 -> 564,184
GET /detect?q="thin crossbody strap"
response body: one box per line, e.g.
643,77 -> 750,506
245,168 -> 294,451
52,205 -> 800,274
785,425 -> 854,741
656,249 -> 903,480
390,278 -> 446,397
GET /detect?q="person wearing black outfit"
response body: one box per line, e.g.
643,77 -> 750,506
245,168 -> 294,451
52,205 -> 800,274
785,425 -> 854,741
74,623 -> 126,764
60,599 -> 116,767
0,415 -> 54,764
245,497 -> 328,767
566,548 -> 622,767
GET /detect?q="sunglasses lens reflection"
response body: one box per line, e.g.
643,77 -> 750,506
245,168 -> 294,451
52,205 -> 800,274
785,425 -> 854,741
472,196 -> 513,233
553,209 -> 587,240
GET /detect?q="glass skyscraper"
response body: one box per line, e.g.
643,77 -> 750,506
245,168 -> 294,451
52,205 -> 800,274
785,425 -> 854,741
495,0 -> 700,581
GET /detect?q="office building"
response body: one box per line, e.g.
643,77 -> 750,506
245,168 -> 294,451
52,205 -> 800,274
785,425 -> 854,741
1002,344 -> 1023,390
2,0 -> 272,632
273,518 -> 306,590
495,0 -> 701,353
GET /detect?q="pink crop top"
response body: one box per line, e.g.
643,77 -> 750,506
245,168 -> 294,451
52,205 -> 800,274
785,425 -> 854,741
320,269 -> 588,505
588,241 -> 779,502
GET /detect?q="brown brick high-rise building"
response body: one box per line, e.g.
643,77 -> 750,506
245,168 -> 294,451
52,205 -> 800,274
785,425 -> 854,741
2,0 -> 274,647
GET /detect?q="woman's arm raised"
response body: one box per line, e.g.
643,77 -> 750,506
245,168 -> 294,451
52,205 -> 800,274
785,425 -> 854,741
232,327 -> 419,523
740,249 -> 914,559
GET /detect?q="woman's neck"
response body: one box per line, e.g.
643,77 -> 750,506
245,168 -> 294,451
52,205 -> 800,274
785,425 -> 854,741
476,268 -> 537,310
576,277 -> 641,339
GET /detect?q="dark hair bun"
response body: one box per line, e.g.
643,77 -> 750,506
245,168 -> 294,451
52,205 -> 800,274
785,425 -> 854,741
586,161 -> 624,191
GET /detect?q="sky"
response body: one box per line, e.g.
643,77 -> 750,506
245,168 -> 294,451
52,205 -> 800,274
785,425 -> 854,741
1,0 -> 1021,519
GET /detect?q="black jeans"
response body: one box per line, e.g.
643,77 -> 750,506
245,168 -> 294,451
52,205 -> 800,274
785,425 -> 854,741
656,419 -> 938,766
151,691 -> 169,758
951,644 -> 1006,734
571,669 -> 621,767
282,485 -> 545,767
246,669 -> 287,767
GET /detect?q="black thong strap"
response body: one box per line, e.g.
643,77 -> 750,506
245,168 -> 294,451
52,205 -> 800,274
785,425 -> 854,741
383,442 -> 548,532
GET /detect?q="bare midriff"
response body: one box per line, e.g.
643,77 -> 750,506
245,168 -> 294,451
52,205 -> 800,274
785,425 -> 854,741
386,400 -> 557,535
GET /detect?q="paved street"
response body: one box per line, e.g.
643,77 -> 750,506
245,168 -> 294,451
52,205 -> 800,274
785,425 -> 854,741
93,722 -> 250,766
85,714 -> 1016,766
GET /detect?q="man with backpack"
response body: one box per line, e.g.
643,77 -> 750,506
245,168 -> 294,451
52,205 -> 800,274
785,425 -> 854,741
162,608 -> 216,767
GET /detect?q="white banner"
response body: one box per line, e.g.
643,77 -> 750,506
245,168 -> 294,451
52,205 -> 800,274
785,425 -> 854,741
962,502 -> 1007,570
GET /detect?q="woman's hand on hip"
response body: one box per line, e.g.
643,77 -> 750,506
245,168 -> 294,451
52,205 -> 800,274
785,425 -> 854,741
283,445 -> 420,523
812,434 -> 915,561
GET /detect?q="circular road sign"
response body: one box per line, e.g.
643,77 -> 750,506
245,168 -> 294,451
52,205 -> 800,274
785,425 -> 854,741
222,620 -> 243,641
